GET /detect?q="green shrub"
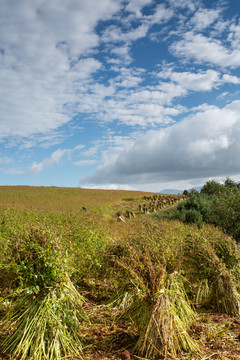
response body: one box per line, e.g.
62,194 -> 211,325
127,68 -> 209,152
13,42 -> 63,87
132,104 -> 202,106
169,178 -> 240,242
184,209 -> 203,227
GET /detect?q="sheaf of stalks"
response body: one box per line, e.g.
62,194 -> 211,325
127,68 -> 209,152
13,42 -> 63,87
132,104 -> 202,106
2,279 -> 88,360
130,272 -> 199,359
111,246 -> 199,359
184,235 -> 240,317
1,227 -> 89,360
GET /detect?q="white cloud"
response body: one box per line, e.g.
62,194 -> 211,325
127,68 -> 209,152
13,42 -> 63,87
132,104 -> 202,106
101,4 -> 173,44
101,24 -> 149,43
71,75 -> 187,127
83,184 -> 136,190
80,100 -> 240,185
189,8 -> 220,31
81,145 -> 100,158
30,149 -> 69,174
71,58 -> 102,78
167,0 -> 197,12
171,32 -> 240,68
126,0 -> 153,17
157,68 -> 221,91
147,4 -> 174,24
222,74 -> 240,84
188,135 -> 230,156
110,45 -> 133,64
157,68 -> 240,97
216,91 -> 229,100
2,0 -> 238,145
228,22 -> 240,49
110,66 -> 145,87
2,0 -> 240,191
30,144 -> 84,174
0,0 -> 122,139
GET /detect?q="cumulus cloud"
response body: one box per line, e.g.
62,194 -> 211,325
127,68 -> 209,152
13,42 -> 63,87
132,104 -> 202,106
188,8 -> 221,31
80,100 -> 240,185
222,74 -> 240,84
71,58 -> 102,78
72,77 -> 186,127
1,0 -> 239,144
101,24 -> 149,44
0,0 -> 122,139
101,3 -> 173,44
157,68 -> 221,91
167,0 -> 197,12
157,68 -> 240,96
126,0 -> 153,17
2,0 -> 240,190
170,31 -> 240,68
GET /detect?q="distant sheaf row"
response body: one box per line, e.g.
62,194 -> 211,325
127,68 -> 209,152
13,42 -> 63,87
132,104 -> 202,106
117,194 -> 186,219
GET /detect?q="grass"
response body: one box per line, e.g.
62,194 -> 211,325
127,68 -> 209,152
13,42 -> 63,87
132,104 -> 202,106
0,186 -> 155,213
0,186 -> 240,359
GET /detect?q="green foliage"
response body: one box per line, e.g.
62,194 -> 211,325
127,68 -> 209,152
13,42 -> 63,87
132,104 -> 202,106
17,243 -> 64,294
172,178 -> 240,242
183,209 -> 203,227
201,179 -> 224,196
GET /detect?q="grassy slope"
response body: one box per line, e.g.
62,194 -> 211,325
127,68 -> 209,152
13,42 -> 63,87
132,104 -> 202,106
0,185 -> 155,212
0,186 -> 240,360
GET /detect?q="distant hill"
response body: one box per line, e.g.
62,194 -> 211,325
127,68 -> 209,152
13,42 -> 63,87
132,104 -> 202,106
159,189 -> 183,195
159,186 -> 202,195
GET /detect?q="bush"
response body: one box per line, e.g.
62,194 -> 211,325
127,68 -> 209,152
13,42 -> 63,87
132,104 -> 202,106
184,209 -> 203,227
169,178 -> 240,242
201,180 -> 224,196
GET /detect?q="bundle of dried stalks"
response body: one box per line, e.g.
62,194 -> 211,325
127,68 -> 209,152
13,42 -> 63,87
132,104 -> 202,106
184,235 -> 240,317
2,279 -> 88,360
112,246 -> 199,359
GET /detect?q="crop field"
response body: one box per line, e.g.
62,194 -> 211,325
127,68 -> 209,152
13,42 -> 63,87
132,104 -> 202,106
1,186 -> 240,360
0,186 -> 157,212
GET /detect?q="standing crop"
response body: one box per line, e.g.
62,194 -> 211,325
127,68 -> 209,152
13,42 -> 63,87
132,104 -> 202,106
1,227 -> 89,360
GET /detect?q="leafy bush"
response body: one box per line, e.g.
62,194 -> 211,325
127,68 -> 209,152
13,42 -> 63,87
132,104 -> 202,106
172,178 -> 240,242
183,209 -> 203,227
201,180 -> 224,196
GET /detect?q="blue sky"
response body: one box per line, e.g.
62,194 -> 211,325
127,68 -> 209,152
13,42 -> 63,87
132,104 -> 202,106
1,0 -> 240,192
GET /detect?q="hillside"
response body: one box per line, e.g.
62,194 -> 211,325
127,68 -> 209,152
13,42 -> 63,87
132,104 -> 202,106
1,186 -> 240,360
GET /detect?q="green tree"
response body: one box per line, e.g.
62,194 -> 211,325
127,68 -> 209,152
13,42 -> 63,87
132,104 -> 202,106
201,180 -> 224,196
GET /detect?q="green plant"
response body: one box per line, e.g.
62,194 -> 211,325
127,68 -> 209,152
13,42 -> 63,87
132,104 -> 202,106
1,227 -> 89,360
183,209 -> 203,228
168,178 -> 240,242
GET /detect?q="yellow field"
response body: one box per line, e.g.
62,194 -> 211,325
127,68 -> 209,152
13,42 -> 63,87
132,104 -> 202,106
0,185 -> 155,213
0,186 -> 240,360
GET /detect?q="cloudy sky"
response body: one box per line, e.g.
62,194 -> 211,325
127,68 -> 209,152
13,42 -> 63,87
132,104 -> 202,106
1,0 -> 240,192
